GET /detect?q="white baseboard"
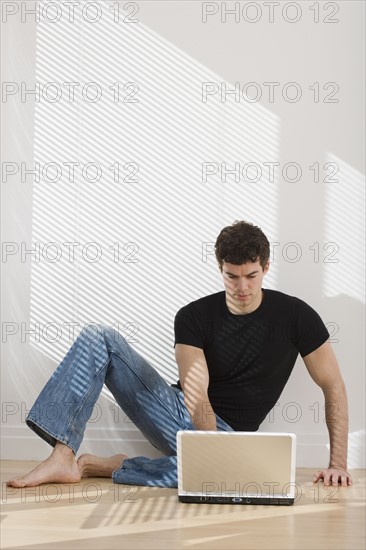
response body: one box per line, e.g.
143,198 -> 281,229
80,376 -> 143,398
2,426 -> 365,468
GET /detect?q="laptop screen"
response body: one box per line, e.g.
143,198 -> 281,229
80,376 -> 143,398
177,431 -> 296,499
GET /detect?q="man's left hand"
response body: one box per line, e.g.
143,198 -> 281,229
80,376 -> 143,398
313,467 -> 353,487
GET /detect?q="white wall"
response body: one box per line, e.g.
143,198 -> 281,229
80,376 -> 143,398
1,0 -> 365,468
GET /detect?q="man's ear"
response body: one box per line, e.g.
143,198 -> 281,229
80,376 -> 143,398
263,261 -> 270,274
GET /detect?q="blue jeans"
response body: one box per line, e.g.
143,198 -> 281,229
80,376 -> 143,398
26,324 -> 233,487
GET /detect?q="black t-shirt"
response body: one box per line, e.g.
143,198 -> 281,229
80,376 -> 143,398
172,289 -> 329,431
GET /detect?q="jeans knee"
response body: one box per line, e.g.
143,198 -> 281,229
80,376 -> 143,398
79,323 -> 110,347
80,323 -> 127,354
81,322 -> 104,337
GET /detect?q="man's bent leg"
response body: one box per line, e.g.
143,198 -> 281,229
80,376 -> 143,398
25,324 -> 113,454
26,323 -> 194,456
13,323 -> 232,488
12,323 -> 190,487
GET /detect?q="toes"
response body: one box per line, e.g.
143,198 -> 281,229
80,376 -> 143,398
7,479 -> 26,488
76,454 -> 88,470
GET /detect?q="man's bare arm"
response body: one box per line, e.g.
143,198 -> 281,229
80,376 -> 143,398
175,343 -> 216,430
303,341 -> 352,486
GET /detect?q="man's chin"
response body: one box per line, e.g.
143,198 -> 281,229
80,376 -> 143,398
236,295 -> 251,303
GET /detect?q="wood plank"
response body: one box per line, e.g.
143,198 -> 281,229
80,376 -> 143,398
1,462 -> 365,550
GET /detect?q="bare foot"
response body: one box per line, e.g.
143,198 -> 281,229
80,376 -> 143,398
7,442 -> 81,488
77,453 -> 128,478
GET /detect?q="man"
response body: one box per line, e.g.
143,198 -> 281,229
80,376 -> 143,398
7,221 -> 352,488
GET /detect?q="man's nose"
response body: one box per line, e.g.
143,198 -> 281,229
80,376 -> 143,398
238,278 -> 249,291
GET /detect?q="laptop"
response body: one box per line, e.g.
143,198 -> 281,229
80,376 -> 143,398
177,431 -> 297,505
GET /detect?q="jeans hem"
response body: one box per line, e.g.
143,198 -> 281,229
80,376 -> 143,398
26,417 -> 78,455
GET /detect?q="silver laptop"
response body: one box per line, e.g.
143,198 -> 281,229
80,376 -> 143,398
177,431 -> 297,505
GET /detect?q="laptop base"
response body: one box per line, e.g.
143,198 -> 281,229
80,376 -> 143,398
178,495 -> 294,506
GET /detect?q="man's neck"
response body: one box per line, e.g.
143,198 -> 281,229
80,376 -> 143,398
225,289 -> 264,315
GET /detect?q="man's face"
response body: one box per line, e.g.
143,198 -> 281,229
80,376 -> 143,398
221,260 -> 269,314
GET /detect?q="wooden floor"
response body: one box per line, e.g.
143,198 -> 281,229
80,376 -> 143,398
1,462 -> 365,550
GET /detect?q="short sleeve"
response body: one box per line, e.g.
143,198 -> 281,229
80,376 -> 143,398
295,299 -> 330,357
174,304 -> 205,349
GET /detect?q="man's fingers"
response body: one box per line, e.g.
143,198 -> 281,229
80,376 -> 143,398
323,475 -> 332,486
313,470 -> 334,485
340,475 -> 348,487
313,470 -> 324,483
320,470 -> 331,485
313,468 -> 353,487
332,475 -> 339,486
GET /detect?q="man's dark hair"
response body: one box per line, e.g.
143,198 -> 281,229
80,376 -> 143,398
215,220 -> 270,271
